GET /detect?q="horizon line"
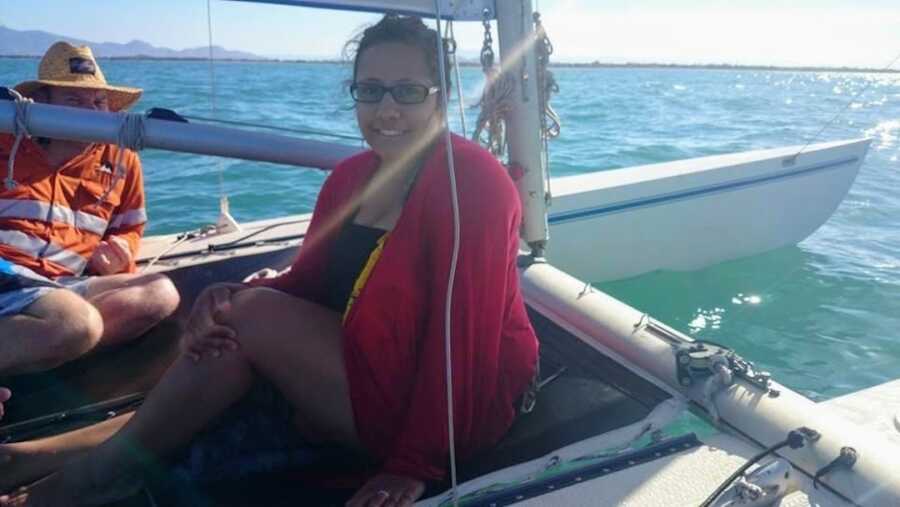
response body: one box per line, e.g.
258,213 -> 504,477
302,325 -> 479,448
2,54 -> 899,74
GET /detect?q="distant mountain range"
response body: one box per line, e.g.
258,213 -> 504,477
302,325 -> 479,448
0,25 -> 266,60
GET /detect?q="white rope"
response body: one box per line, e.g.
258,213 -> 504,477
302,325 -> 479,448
98,112 -> 146,204
117,113 -> 148,152
139,232 -> 194,273
448,21 -> 468,137
699,356 -> 733,422
433,4 -> 461,507
5,89 -> 34,190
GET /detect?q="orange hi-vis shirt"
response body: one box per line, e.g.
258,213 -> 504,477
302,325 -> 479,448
0,134 -> 147,277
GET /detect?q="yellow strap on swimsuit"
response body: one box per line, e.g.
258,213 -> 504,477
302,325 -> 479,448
342,232 -> 390,324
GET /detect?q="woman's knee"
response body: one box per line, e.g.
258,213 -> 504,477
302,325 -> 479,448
218,288 -> 306,350
223,287 -> 277,324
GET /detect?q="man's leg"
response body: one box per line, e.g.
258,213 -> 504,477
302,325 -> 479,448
79,273 -> 180,349
0,289 -> 104,375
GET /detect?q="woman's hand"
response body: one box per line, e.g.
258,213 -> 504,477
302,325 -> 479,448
346,474 -> 425,507
181,283 -> 245,362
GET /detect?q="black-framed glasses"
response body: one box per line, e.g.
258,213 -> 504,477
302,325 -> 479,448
350,82 -> 440,105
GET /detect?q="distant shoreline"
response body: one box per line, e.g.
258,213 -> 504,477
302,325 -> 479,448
2,54 -> 898,74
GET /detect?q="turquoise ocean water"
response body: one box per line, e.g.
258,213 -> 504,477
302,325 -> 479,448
2,58 -> 898,402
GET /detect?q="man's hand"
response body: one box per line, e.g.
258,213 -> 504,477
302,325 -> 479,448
346,473 -> 425,507
88,236 -> 133,275
181,283 -> 245,362
0,387 -> 11,420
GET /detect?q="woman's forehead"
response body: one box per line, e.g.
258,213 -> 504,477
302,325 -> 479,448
356,43 -> 431,82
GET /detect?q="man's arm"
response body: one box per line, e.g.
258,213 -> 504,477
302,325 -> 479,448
94,149 -> 147,274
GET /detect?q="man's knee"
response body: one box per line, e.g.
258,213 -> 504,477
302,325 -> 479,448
36,291 -> 104,368
143,274 -> 180,321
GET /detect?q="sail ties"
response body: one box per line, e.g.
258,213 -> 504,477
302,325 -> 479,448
472,8 -> 512,158
534,12 -> 560,143
98,111 -> 147,205
4,89 -> 34,190
473,9 -> 560,203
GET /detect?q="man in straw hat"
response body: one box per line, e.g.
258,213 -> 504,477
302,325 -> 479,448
0,42 -> 180,376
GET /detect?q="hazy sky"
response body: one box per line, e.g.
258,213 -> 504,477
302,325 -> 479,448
3,0 -> 900,68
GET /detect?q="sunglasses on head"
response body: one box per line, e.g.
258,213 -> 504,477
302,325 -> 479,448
350,82 -> 440,105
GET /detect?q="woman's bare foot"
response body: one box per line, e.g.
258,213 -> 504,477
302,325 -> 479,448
0,444 -> 62,494
0,414 -> 132,495
0,462 -> 142,507
0,471 -> 75,507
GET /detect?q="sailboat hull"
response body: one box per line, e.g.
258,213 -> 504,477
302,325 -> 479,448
547,138 -> 870,282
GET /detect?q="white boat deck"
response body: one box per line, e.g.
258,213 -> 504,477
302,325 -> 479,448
823,379 -> 900,449
137,214 -> 311,272
503,432 -> 845,506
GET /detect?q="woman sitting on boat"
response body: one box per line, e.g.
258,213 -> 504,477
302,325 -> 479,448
0,14 -> 539,507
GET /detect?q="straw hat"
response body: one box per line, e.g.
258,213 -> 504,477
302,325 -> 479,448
14,41 -> 142,112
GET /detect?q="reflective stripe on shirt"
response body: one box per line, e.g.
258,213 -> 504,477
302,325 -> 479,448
109,208 -> 147,229
0,229 -> 88,274
0,198 -> 109,236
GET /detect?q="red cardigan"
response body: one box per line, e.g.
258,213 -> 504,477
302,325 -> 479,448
254,134 -> 539,481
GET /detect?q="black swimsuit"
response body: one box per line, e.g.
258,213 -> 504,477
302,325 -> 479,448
322,222 -> 387,314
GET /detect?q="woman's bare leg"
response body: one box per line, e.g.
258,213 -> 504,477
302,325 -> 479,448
0,414 -> 132,493
0,288 -> 357,507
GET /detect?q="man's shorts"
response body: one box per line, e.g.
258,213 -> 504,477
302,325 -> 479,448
0,258 -> 91,317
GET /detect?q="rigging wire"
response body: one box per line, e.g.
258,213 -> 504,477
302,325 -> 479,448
792,48 -> 900,159
433,4 -> 461,507
205,0 -> 225,195
177,113 -> 364,142
447,20 -> 468,137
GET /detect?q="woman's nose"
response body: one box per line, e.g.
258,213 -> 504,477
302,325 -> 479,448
375,94 -> 401,118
